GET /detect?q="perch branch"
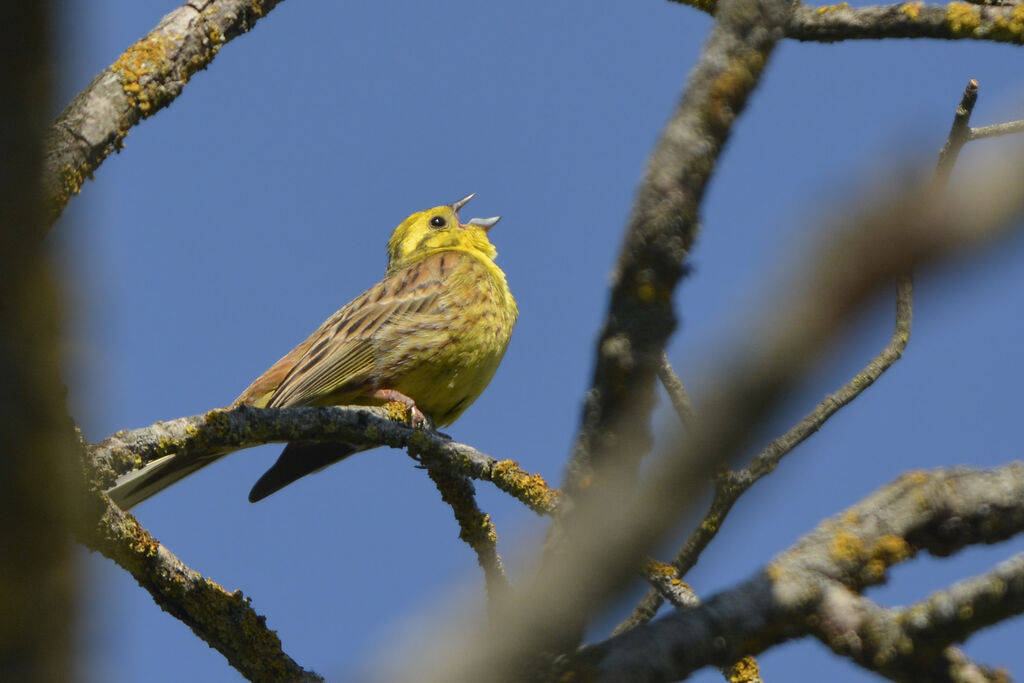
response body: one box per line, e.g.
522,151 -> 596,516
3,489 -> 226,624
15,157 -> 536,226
88,404 -> 558,516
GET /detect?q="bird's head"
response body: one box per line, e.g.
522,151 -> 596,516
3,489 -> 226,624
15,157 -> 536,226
386,193 -> 502,273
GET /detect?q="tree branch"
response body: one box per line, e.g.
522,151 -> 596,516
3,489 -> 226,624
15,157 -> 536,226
426,466 -> 513,614
656,353 -> 697,431
44,0 -> 287,223
616,274 -> 915,635
572,464 -> 1024,682
969,120 -> 1024,140
77,493 -> 322,682
787,2 -> 1024,44
640,561 -> 764,683
668,0 -> 1024,46
547,0 -> 797,650
88,404 -> 559,515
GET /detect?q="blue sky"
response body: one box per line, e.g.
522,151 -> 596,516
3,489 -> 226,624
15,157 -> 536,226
57,2 -> 1024,681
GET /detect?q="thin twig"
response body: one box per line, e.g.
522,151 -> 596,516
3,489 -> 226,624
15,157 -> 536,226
426,467 -> 513,615
969,120 -> 1024,141
615,275 -> 914,634
935,79 -> 979,187
657,353 -> 697,431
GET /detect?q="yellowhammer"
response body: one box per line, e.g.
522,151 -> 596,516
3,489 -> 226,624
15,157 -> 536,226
109,194 -> 517,509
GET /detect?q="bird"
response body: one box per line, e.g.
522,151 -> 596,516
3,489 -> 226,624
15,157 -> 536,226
107,194 -> 517,509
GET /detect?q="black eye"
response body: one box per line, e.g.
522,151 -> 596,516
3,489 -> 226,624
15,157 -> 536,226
429,215 -> 447,228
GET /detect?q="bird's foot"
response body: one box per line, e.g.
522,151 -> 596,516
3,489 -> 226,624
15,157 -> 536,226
371,388 -> 429,429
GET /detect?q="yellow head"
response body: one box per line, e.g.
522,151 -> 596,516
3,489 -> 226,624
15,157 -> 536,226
386,193 -> 502,274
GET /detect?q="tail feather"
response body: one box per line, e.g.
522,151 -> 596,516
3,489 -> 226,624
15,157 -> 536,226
248,442 -> 360,502
106,450 -> 229,511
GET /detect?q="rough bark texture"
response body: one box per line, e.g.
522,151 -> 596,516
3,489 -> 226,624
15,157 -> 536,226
43,0 -> 287,223
573,465 -> 1024,682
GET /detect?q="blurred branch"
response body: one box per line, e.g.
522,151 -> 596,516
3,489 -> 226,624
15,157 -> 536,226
970,120 -> 1024,140
0,4 -> 80,680
77,493 -> 322,682
88,404 -> 559,515
572,464 -> 1024,682
616,275 -> 914,635
43,0 -> 286,224
551,0 -> 797,635
657,353 -> 697,431
669,0 -> 1024,46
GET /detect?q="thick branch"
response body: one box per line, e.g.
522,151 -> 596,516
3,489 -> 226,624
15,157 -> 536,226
88,404 -> 558,516
573,464 -> 1024,682
78,494 -> 321,682
787,2 -> 1024,44
44,0 -> 286,223
669,0 -> 1024,46
547,1 -> 797,653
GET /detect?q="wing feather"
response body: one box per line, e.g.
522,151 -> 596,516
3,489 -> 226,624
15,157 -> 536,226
266,256 -> 450,408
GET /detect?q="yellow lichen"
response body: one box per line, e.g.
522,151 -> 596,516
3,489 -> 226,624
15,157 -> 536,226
383,400 -> 409,422
901,469 -> 928,486
830,530 -> 865,564
872,534 -> 912,565
900,1 -> 923,19
492,459 -> 560,513
723,656 -> 762,683
990,4 -> 1024,43
816,2 -> 850,13
636,282 -> 657,304
643,559 -> 678,579
946,2 -> 981,35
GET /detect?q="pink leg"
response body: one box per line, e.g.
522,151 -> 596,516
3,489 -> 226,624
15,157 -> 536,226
368,388 -> 428,428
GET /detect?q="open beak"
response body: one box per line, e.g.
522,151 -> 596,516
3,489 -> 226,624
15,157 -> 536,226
466,216 -> 501,230
452,193 -> 501,230
451,193 -> 476,213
